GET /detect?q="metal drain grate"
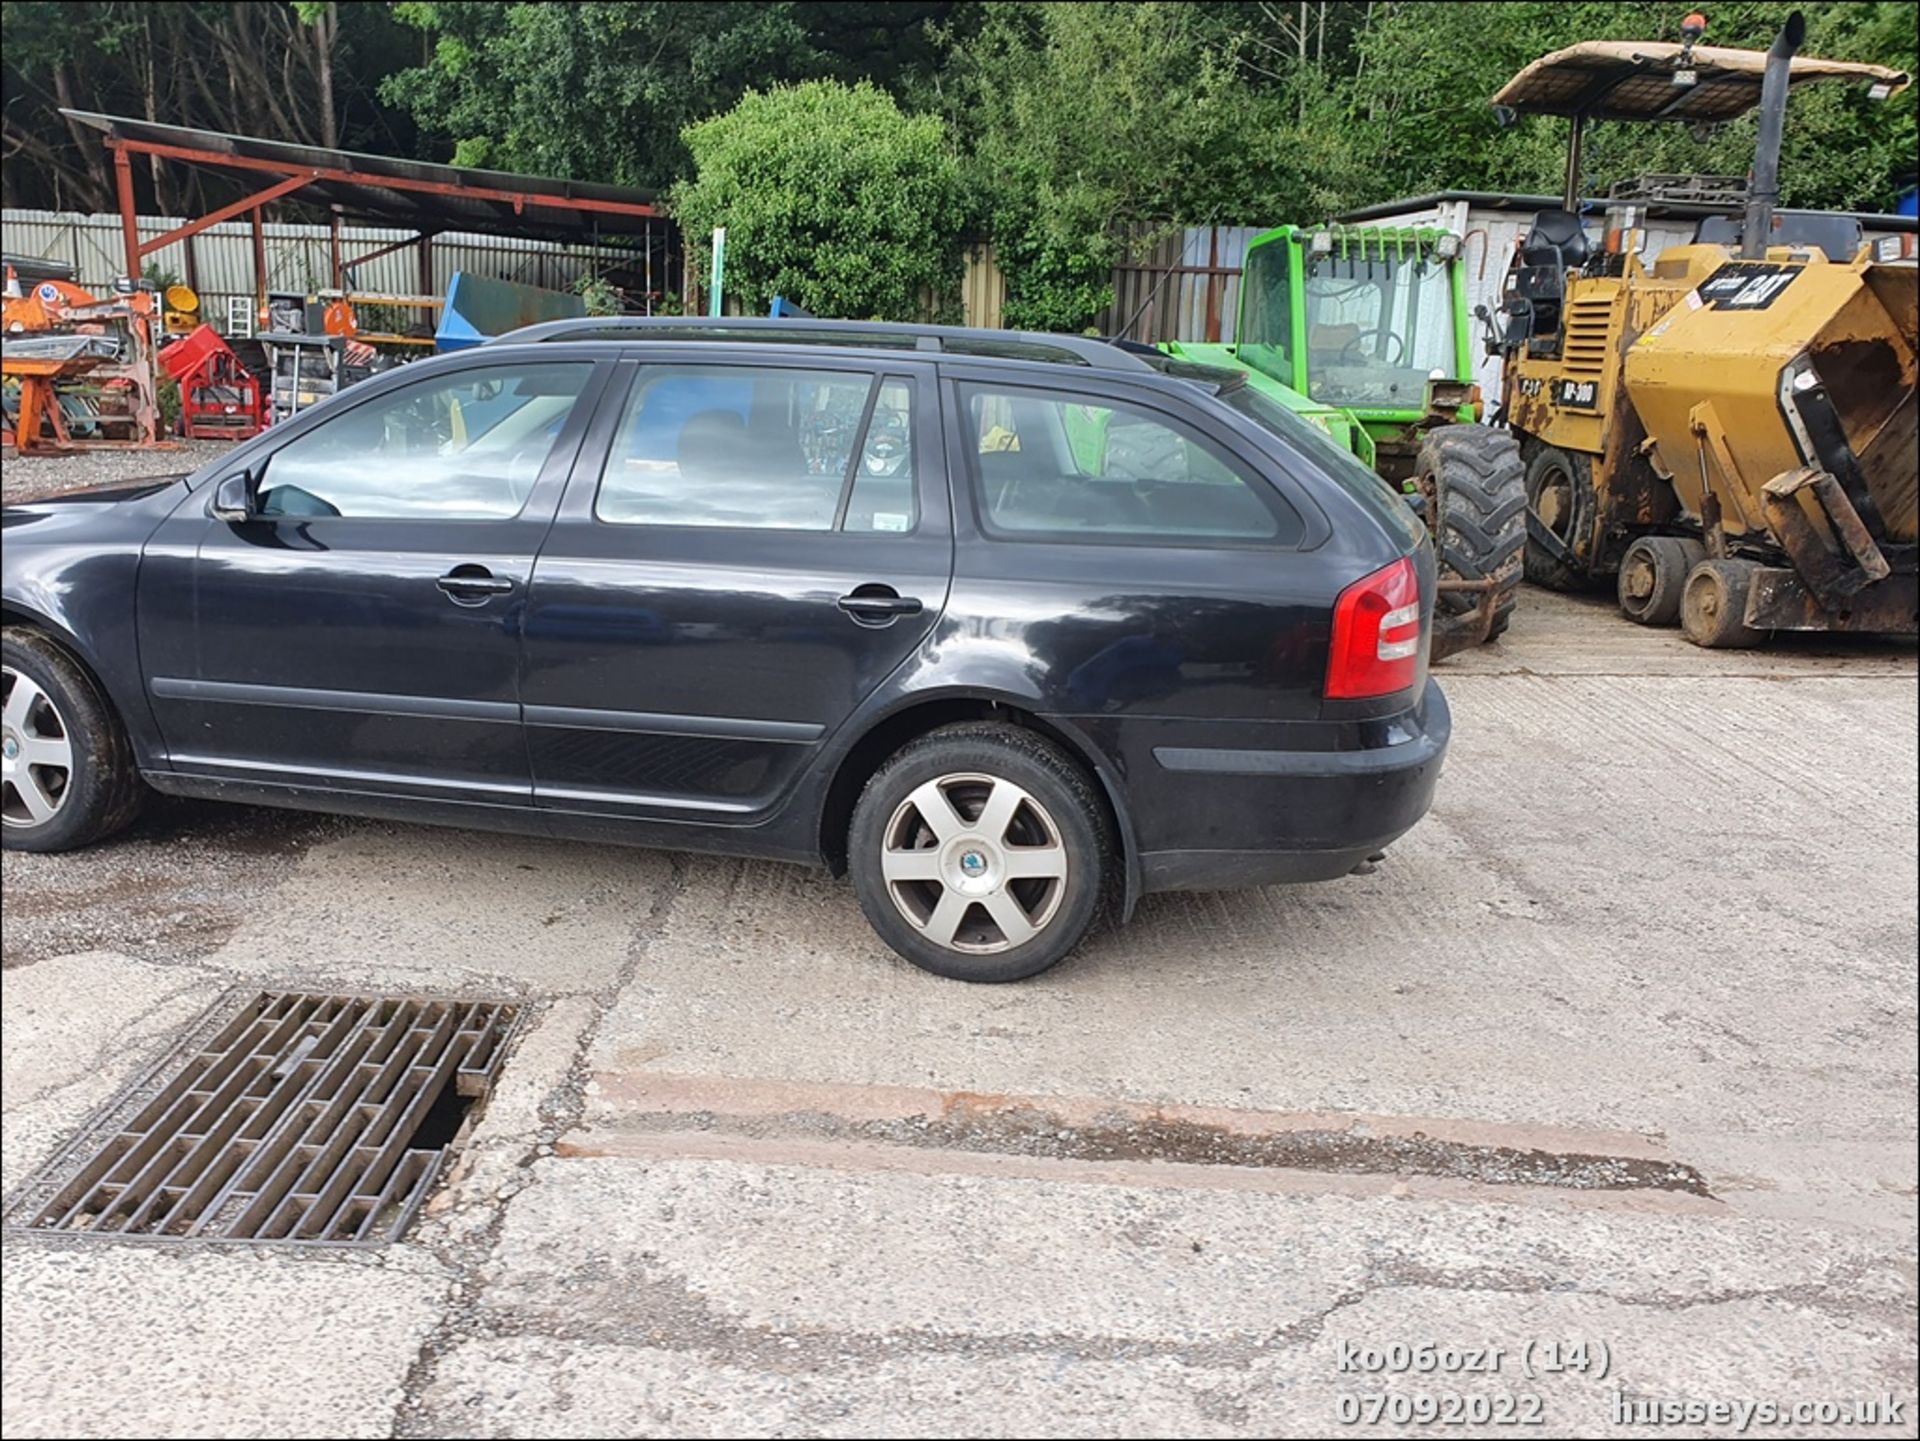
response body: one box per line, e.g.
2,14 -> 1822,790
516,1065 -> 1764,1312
11,991 -> 520,1245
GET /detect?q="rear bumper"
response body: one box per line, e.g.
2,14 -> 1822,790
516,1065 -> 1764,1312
1083,681 -> 1450,896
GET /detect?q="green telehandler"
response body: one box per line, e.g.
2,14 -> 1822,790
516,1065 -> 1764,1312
1163,223 -> 1527,658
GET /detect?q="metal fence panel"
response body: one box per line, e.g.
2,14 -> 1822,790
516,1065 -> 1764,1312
1101,224 -> 1268,345
962,245 -> 1005,330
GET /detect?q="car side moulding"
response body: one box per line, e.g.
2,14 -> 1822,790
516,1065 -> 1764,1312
148,676 -> 520,724
521,704 -> 824,743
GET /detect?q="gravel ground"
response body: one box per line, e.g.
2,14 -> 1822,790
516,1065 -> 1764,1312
0,797 -> 341,969
1,439 -> 234,504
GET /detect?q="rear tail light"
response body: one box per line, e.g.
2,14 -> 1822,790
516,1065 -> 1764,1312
1326,556 -> 1422,699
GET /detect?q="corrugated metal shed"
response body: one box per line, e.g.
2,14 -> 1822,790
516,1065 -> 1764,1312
1103,225 -> 1267,344
3,209 -> 678,329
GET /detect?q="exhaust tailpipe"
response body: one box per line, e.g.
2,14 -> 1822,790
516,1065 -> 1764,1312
1741,11 -> 1805,259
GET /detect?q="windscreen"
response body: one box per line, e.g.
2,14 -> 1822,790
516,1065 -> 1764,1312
1302,251 -> 1456,409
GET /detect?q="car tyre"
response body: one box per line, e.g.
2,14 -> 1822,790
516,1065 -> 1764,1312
2,626 -> 143,852
849,722 -> 1112,982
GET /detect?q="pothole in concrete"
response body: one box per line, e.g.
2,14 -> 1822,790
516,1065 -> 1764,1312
5,989 -> 522,1244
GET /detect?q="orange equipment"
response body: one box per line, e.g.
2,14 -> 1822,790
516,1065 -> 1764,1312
2,267 -> 166,454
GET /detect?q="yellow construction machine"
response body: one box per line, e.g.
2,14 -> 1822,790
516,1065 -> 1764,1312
1490,12 -> 1916,646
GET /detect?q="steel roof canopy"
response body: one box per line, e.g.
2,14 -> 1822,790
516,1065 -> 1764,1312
1492,41 -> 1909,123
61,110 -> 661,240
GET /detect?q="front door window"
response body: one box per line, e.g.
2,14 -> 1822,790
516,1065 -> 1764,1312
259,364 -> 593,519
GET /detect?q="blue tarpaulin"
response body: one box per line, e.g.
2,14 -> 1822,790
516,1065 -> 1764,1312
435,271 -> 585,351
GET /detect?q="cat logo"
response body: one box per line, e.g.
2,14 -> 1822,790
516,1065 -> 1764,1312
1553,378 -> 1599,410
1698,262 -> 1800,311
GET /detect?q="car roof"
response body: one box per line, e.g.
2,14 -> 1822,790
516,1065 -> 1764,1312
482,316 -> 1258,403
492,315 -> 1159,372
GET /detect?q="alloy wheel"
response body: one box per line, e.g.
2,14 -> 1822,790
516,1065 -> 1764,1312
2,665 -> 75,830
879,772 -> 1068,954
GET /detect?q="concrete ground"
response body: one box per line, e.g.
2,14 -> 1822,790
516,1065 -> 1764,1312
2,587 -> 1915,1439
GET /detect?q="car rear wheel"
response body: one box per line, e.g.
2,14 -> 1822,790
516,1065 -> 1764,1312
2,627 -> 143,852
848,723 -> 1111,982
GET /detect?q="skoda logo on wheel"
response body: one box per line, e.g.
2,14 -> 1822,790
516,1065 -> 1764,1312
960,851 -> 987,876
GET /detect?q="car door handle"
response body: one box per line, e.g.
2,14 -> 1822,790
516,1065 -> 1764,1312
838,587 -> 923,622
437,567 -> 514,602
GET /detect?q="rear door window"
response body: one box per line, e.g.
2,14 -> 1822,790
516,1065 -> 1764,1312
958,383 -> 1298,544
596,365 -> 917,533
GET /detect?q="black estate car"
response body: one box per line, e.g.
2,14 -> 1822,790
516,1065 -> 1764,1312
2,319 -> 1448,981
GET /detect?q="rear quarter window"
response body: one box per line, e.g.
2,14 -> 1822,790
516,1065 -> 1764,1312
1216,384 -> 1424,550
958,383 -> 1302,546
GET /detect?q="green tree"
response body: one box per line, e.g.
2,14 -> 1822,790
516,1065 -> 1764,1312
381,1 -> 825,189
935,2 -> 1302,331
2,1 -> 415,212
1334,1 -> 1916,212
672,80 -> 968,320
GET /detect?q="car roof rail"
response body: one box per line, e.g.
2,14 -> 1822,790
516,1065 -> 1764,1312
489,315 -> 1157,371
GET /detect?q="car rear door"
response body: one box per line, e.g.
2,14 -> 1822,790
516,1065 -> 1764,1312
519,351 -> 950,830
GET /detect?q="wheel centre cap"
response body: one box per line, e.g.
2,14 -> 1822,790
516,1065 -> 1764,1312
1,729 -> 17,766
944,838 -> 1002,894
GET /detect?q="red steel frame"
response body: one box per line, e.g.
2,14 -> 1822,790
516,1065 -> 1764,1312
78,131 -> 666,448
106,134 -> 661,282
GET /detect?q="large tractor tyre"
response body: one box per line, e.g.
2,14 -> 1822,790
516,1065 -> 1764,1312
1680,559 -> 1766,649
1416,426 -> 1527,661
1520,442 -> 1600,591
1616,536 -> 1706,627
3,627 -> 144,852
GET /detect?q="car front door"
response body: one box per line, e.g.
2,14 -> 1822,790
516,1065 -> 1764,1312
138,358 -> 606,802
519,354 -> 950,834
